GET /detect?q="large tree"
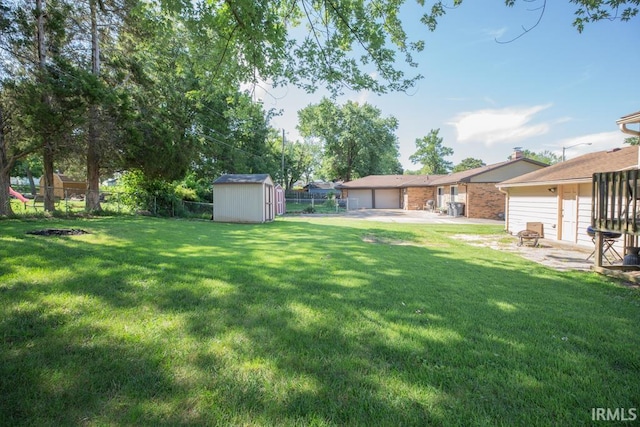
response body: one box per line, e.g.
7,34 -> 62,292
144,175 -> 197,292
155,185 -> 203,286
519,149 -> 561,165
409,129 -> 453,175
453,157 -> 486,173
298,98 -> 401,181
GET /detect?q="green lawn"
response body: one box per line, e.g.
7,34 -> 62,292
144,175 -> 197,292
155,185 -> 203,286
1,216 -> 638,426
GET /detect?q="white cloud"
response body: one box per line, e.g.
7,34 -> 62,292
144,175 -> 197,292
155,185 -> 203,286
449,104 -> 552,146
558,131 -> 627,150
485,27 -> 507,40
552,131 -> 626,160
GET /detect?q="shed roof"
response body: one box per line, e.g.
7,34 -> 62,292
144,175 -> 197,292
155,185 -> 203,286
499,146 -> 638,187
213,174 -> 271,184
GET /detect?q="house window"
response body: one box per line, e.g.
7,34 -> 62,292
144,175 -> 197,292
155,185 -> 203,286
450,186 -> 458,201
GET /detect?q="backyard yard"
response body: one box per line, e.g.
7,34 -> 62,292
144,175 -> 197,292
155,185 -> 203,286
1,215 -> 638,425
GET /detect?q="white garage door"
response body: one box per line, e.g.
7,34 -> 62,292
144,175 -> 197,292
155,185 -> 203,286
348,189 -> 373,209
375,189 -> 401,209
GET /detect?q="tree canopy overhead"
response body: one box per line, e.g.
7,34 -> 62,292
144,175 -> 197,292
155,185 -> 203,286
424,1 -> 638,34
163,0 -> 426,96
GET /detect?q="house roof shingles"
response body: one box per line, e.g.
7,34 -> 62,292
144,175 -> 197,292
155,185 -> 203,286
499,146 -> 639,187
338,158 -> 545,188
337,175 -> 437,189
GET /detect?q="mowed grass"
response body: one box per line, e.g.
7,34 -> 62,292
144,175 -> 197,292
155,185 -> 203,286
1,216 -> 638,426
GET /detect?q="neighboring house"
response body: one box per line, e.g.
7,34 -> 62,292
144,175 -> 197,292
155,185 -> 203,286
423,156 -> 547,219
39,173 -> 86,199
497,145 -> 639,250
212,174 -> 276,223
337,153 -> 546,219
303,181 -> 339,196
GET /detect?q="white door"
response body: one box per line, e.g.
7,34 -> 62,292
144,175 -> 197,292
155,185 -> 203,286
437,187 -> 445,209
562,185 -> 577,242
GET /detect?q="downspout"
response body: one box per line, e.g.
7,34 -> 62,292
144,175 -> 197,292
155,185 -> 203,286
618,119 -> 640,168
498,185 -> 509,233
619,123 -> 640,137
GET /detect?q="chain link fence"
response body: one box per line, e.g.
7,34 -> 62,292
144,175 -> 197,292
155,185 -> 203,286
4,185 -> 215,219
284,191 -> 358,214
3,186 -> 359,218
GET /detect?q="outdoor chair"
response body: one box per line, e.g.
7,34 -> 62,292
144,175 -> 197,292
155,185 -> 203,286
586,226 -> 622,264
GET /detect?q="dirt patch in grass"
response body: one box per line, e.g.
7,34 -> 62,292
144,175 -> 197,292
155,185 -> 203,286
362,234 -> 413,246
26,229 -> 89,236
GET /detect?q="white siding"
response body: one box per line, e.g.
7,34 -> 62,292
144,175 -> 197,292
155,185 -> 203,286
507,187 -> 558,239
213,183 -> 264,223
507,183 -> 625,255
577,183 -> 594,248
374,189 -> 401,208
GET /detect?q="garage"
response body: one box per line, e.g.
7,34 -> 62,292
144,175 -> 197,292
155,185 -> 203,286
374,189 -> 401,209
347,189 -> 373,209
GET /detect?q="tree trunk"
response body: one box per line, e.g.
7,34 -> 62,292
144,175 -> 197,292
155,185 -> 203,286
43,142 -> 55,211
26,166 -> 37,195
85,0 -> 102,212
37,0 -> 55,212
0,105 -> 14,216
86,105 -> 102,211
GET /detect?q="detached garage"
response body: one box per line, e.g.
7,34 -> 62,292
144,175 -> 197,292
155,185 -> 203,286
337,175 -> 416,209
213,174 -> 275,223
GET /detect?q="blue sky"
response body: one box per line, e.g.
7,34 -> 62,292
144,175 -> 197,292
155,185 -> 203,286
260,1 -> 639,171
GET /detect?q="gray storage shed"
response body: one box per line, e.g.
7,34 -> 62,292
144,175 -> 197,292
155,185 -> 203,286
213,174 -> 275,223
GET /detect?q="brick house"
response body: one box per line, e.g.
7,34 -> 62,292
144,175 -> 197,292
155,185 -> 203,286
338,156 -> 546,219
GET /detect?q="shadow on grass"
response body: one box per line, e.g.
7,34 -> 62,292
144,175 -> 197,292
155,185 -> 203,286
1,216 -> 639,425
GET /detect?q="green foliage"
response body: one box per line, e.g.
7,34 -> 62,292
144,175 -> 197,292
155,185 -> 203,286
453,157 -> 486,173
298,98 -> 401,181
624,136 -> 639,145
119,169 -> 181,216
519,149 -> 561,165
424,1 -> 638,34
409,128 -> 454,174
181,172 -> 212,202
324,194 -> 337,208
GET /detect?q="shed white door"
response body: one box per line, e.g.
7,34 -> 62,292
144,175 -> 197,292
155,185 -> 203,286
348,189 -> 373,209
374,189 -> 400,209
562,185 -> 578,242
